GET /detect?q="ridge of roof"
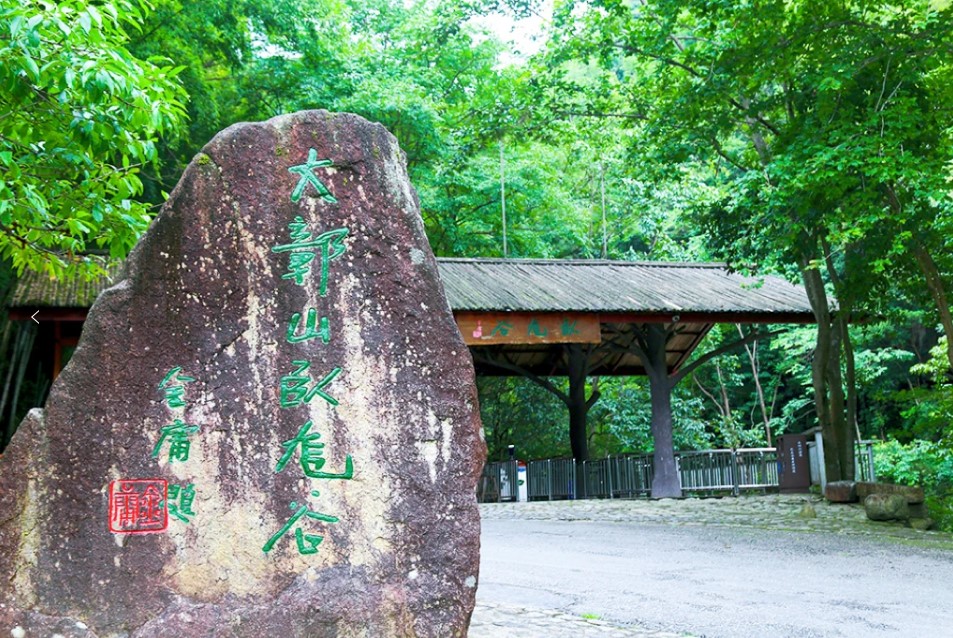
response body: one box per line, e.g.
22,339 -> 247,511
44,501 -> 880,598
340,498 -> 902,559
435,257 -> 727,269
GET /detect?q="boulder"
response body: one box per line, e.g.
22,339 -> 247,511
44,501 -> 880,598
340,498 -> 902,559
0,111 -> 485,637
824,480 -> 858,503
908,502 -> 927,519
864,494 -> 910,522
909,517 -> 936,531
856,481 -> 924,504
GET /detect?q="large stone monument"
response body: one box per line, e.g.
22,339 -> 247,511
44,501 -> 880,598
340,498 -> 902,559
0,111 -> 485,637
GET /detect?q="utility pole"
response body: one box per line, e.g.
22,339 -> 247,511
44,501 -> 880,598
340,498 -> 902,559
500,142 -> 508,258
600,162 -> 607,259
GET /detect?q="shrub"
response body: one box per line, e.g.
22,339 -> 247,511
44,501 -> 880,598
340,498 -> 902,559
874,439 -> 953,531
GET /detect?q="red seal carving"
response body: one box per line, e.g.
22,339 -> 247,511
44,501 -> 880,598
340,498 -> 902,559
108,479 -> 168,534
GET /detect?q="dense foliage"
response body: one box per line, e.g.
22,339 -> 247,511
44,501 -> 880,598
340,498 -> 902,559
875,439 -> 953,530
0,0 -> 186,280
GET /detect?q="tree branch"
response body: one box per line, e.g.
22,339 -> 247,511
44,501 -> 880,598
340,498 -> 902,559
550,109 -> 648,121
672,328 -> 782,384
617,43 -> 781,137
710,137 -> 752,172
471,354 -> 570,405
692,371 -> 726,419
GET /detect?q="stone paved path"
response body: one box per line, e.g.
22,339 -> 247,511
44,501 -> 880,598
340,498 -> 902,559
469,494 -> 953,636
469,602 -> 689,637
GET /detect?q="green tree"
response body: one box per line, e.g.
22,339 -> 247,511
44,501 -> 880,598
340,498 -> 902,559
541,0 -> 953,483
0,0 -> 186,279
479,376 -> 570,460
128,0 -> 355,198
588,377 -> 711,455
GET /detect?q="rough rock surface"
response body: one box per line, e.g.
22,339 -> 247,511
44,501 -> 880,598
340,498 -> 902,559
908,517 -> 935,531
856,481 -> 924,504
864,494 -> 910,522
908,502 -> 927,519
0,111 -> 485,637
824,480 -> 857,503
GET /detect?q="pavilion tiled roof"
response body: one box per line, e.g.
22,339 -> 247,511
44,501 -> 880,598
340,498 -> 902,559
9,258 -> 813,319
438,258 -> 813,317
10,264 -> 123,308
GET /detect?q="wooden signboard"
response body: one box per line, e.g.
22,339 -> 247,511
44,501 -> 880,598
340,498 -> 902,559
455,311 -> 601,345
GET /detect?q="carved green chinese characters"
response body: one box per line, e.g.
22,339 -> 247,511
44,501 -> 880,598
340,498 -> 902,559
151,418 -> 200,462
279,361 -> 342,408
288,148 -> 338,204
275,420 -> 354,480
287,309 -> 331,344
265,147 -> 354,556
271,217 -> 348,293
262,491 -> 340,554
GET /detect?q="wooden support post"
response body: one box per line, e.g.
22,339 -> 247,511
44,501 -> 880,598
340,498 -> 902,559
567,344 -> 589,463
643,324 -> 682,499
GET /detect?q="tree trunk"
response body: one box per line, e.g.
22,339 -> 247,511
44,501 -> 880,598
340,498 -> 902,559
798,248 -> 846,482
7,324 -> 36,441
821,237 -> 858,481
738,324 -> 773,446
837,312 -> 858,480
912,241 -> 953,370
825,312 -> 852,481
643,325 -> 681,498
2,323 -> 34,447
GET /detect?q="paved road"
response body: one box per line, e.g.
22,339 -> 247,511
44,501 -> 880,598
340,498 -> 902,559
473,498 -> 953,637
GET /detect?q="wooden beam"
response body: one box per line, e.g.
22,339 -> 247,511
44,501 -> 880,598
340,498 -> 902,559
602,311 -> 815,325
456,311 -> 601,345
672,323 -> 714,372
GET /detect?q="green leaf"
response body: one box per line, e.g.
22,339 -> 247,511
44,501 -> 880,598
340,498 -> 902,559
9,15 -> 23,38
87,5 -> 102,28
21,55 -> 40,83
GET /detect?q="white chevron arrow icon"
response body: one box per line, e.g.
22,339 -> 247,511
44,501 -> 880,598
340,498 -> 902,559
31,310 -> 39,324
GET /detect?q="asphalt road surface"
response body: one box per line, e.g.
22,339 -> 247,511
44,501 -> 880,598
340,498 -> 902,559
478,519 -> 953,637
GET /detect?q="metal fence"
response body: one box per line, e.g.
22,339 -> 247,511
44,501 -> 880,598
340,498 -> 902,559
808,439 -> 878,485
574,455 -> 655,499
609,454 -> 655,497
678,448 -> 778,495
478,443 -> 876,503
527,458 -> 577,500
855,440 -> 877,482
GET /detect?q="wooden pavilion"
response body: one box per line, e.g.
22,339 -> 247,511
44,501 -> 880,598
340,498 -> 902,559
8,257 -> 816,495
442,258 -> 814,375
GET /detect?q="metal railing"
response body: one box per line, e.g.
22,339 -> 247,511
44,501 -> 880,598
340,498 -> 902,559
479,443 -> 874,502
855,440 -> 877,482
735,448 -> 780,488
609,454 -> 655,497
678,448 -> 778,495
527,458 -> 576,500
576,455 -> 655,499
808,439 -> 878,485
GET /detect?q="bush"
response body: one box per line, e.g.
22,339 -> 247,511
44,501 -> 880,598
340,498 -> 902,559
874,440 -> 953,487
874,439 -> 953,531
928,496 -> 953,533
